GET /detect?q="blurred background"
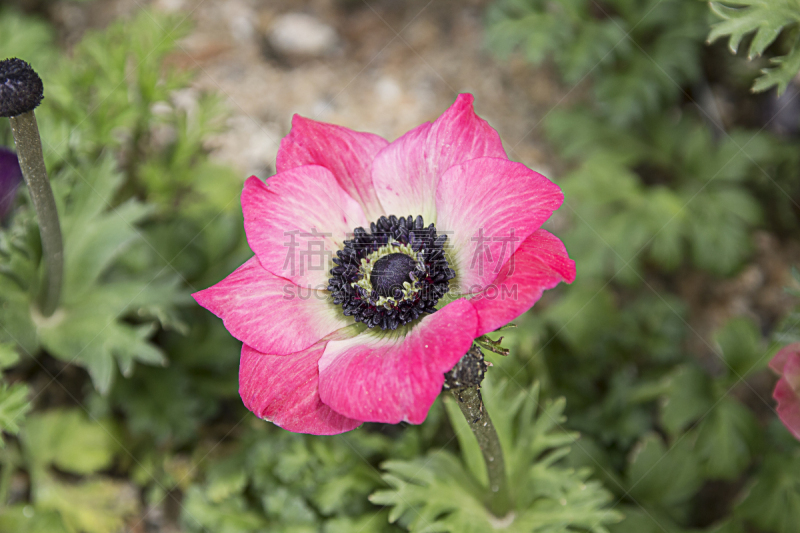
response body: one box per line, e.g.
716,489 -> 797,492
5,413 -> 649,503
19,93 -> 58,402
1,0 -> 800,532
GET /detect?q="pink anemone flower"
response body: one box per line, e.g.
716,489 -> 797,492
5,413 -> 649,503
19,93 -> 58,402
769,343 -> 800,441
193,94 -> 575,435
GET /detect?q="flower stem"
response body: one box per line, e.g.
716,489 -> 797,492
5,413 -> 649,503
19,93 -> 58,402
9,111 -> 63,317
450,385 -> 512,518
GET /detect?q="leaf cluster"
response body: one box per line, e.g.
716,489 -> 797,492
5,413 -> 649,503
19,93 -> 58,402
372,380 -> 621,533
708,0 -> 800,94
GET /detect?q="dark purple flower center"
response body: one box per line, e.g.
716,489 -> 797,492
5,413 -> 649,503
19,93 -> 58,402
371,253 -> 418,299
328,215 -> 455,330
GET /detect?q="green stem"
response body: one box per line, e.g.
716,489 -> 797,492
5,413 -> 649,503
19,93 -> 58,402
9,111 -> 63,317
450,385 -> 512,518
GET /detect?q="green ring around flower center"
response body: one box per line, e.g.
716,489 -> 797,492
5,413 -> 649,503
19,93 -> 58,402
351,242 -> 424,308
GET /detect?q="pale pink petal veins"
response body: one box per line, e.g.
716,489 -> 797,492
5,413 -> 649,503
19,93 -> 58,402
435,157 -> 563,295
277,115 -> 389,221
240,343 -> 362,435
471,229 -> 576,337
242,167 -> 368,289
372,94 -> 507,224
317,299 -> 477,424
192,257 -> 352,356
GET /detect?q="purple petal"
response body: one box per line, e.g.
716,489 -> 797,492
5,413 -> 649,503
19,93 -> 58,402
0,147 -> 22,220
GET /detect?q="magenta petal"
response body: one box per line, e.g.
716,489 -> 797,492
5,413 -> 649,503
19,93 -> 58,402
471,230 -> 575,336
193,257 -> 352,355
277,115 -> 389,221
317,299 -> 477,424
242,167 -> 368,289
372,94 -> 507,223
769,342 -> 800,374
435,157 -> 564,294
770,344 -> 800,441
774,377 -> 800,441
240,343 -> 362,435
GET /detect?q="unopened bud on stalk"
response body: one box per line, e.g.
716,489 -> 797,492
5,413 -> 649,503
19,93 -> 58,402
1,57 -> 63,317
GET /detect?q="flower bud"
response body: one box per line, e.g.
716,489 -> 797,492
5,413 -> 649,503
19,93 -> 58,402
0,58 -> 44,118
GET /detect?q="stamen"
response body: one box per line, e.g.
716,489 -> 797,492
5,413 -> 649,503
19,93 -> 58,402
328,215 -> 455,330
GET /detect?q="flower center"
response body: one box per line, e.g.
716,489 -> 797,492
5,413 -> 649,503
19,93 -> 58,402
371,253 -> 418,298
328,215 -> 455,330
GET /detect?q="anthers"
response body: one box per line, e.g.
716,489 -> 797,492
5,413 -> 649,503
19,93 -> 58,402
328,215 -> 455,330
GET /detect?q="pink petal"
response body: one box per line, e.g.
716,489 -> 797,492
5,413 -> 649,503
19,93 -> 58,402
277,115 -> 389,221
435,157 -> 564,294
784,353 -> 800,394
774,377 -> 800,441
317,299 -> 477,424
471,230 -> 576,336
372,94 -> 507,224
242,167 -> 368,289
240,343 -> 362,435
193,257 -> 352,356
769,343 -> 800,374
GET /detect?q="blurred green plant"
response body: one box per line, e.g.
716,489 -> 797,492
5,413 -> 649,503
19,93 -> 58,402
0,344 -> 30,448
0,2 -> 798,532
487,1 -> 800,532
372,381 -> 621,532
708,0 -> 800,95
0,7 -> 247,531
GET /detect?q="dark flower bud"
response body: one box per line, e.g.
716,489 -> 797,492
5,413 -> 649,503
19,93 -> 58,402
444,344 -> 488,390
0,58 -> 44,118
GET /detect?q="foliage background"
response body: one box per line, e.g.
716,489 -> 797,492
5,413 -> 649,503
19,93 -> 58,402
1,0 -> 800,532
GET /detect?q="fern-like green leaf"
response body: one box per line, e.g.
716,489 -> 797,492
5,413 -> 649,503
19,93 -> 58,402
371,381 -> 621,533
708,0 -> 800,94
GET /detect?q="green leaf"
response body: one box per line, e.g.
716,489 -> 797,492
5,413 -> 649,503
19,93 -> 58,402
0,274 -> 37,356
205,454 -> 248,504
0,381 -> 31,445
0,504 -> 70,533
181,485 -> 269,533
660,365 -> 714,437
626,433 -> 703,512
23,409 -> 117,475
610,505 -> 682,533
695,398 -> 759,479
59,157 -> 153,300
737,452 -> 800,533
0,8 -> 58,75
29,154 -> 183,393
33,473 -> 138,533
37,283 -> 170,394
708,0 -> 800,94
371,381 -> 620,532
714,316 -> 766,380
752,40 -> 800,94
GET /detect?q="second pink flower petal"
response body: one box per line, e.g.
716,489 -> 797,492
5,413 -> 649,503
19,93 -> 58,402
193,257 -> 353,355
470,229 -> 575,337
435,157 -> 564,294
770,343 -> 800,441
240,343 -> 362,435
242,166 -> 368,289
372,94 -> 507,224
317,299 -> 477,425
277,115 -> 389,221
